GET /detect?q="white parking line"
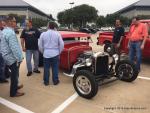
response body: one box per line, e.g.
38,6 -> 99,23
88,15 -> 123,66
1,76 -> 149,113
138,76 -> 150,80
0,97 -> 34,113
51,93 -> 78,113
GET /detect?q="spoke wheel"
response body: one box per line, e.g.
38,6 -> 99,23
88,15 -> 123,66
73,70 -> 98,99
115,60 -> 138,82
76,75 -> 92,95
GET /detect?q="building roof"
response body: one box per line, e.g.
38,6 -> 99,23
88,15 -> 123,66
0,0 -> 50,18
135,0 -> 150,6
115,0 -> 150,14
0,0 -> 29,7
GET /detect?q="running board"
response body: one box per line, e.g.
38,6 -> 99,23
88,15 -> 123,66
63,72 -> 74,77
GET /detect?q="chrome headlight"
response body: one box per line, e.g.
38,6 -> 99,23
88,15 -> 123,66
107,47 -> 111,53
85,58 -> 92,66
113,54 -> 119,62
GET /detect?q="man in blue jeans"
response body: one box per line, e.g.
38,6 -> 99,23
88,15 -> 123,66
128,17 -> 148,72
0,16 -> 24,97
20,20 -> 41,76
38,21 -> 64,85
0,53 -> 8,83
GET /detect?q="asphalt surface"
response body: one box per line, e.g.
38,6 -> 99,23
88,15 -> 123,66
0,33 -> 150,113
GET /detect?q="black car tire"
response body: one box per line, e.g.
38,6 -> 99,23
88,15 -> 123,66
115,60 -> 138,82
73,70 -> 98,99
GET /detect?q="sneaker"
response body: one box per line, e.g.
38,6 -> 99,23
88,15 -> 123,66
10,92 -> 25,97
33,70 -> 40,73
53,80 -> 60,85
27,72 -> 32,76
0,79 -> 9,83
44,83 -> 49,86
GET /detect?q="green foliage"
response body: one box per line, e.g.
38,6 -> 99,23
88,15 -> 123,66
96,14 -> 132,27
96,16 -> 106,27
58,4 -> 150,28
57,4 -> 98,28
136,15 -> 150,19
8,13 -> 26,23
8,14 -> 50,28
32,18 -> 48,28
105,14 -> 118,26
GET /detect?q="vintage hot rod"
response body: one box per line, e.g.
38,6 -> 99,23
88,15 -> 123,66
39,31 -> 138,99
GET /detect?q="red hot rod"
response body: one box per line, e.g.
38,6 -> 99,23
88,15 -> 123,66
39,31 -> 138,99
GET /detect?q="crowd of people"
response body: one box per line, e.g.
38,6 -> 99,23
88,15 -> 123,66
0,15 -> 148,97
0,16 -> 64,97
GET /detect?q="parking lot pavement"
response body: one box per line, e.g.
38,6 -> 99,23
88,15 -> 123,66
0,59 -> 76,113
0,104 -> 16,113
1,61 -> 150,113
0,33 -> 150,113
62,78 -> 150,113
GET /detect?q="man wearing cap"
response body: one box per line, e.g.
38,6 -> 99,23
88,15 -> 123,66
38,21 -> 64,85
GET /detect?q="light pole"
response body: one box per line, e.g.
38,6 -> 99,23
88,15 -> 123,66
69,2 -> 74,30
69,2 -> 74,9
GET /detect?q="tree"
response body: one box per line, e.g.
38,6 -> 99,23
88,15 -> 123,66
73,4 -> 98,27
57,4 -> 98,28
136,15 -> 150,19
105,14 -> 120,26
104,14 -> 131,27
32,18 -> 48,28
8,13 -> 26,24
8,13 -> 50,28
96,16 -> 106,27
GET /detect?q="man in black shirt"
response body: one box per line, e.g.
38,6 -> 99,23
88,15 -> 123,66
20,20 -> 41,76
112,19 -> 125,52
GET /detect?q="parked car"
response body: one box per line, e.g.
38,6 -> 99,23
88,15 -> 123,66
88,28 -> 97,34
71,50 -> 138,99
58,27 -> 70,31
79,28 -> 91,33
97,19 -> 150,58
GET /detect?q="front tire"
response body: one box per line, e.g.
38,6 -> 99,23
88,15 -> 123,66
115,60 -> 138,82
73,70 -> 98,99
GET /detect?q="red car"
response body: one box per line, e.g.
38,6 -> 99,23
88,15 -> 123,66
39,31 -> 92,71
59,31 -> 92,71
97,19 -> 150,58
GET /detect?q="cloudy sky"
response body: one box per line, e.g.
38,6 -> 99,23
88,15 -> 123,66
24,0 -> 139,19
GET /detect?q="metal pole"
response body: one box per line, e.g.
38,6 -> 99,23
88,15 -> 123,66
69,2 -> 74,30
26,7 -> 29,20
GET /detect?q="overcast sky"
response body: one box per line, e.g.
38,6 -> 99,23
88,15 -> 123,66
24,0 -> 139,19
